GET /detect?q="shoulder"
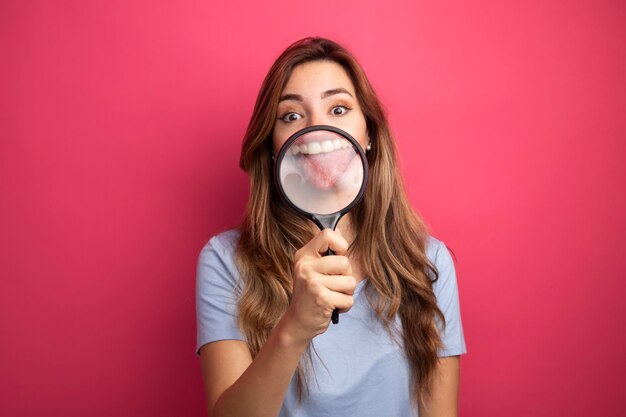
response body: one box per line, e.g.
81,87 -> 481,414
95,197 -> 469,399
424,235 -> 457,293
196,229 -> 242,288
195,229 -> 245,352
197,229 -> 241,269
425,235 -> 467,356
199,229 -> 241,258
425,235 -> 453,271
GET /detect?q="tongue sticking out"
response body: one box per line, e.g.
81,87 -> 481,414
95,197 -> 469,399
298,147 -> 356,190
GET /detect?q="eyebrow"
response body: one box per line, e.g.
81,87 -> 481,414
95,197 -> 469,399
278,88 -> 354,103
321,88 -> 353,99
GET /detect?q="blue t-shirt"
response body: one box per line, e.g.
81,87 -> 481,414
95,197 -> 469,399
196,230 -> 466,416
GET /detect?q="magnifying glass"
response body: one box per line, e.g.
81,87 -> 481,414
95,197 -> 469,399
274,125 -> 368,324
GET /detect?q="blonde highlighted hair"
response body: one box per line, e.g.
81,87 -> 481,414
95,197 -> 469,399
236,37 -> 444,403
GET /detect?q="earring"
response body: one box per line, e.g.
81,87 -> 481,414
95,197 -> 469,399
366,143 -> 372,151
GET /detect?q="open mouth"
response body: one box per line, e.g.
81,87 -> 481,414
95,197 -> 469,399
295,146 -> 356,190
277,130 -> 365,215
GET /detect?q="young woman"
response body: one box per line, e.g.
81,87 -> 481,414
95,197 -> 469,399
196,37 -> 466,417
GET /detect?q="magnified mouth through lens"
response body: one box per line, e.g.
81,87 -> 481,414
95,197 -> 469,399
276,127 -> 366,217
285,130 -> 358,191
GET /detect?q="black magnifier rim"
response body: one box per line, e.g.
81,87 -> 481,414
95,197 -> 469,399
274,125 -> 369,221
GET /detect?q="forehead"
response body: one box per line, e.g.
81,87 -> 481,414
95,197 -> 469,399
282,60 -> 356,95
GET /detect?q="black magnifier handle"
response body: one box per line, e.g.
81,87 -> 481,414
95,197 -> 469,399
323,247 -> 340,324
315,215 -> 342,325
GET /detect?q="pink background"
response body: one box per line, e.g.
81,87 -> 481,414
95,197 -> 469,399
2,1 -> 625,416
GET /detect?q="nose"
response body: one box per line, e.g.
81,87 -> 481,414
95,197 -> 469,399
307,110 -> 325,128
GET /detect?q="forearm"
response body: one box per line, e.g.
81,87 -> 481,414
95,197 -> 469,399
212,315 -> 309,417
418,356 -> 460,417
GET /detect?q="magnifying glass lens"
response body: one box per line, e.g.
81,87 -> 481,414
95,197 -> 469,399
278,130 -> 364,216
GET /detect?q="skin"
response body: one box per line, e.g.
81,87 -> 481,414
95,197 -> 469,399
200,60 -> 460,417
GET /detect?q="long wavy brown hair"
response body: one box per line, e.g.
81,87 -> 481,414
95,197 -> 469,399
236,37 -> 445,403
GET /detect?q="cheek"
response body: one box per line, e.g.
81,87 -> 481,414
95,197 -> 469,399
272,123 -> 302,153
272,129 -> 287,153
345,115 -> 369,151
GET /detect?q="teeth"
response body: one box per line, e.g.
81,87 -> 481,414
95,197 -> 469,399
307,142 -> 321,154
321,140 -> 334,152
290,139 -> 351,155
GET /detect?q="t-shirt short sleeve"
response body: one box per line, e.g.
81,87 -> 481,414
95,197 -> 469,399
427,237 -> 467,357
195,230 -> 245,355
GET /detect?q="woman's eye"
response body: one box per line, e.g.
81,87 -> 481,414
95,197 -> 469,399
331,106 -> 349,116
280,112 -> 302,122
